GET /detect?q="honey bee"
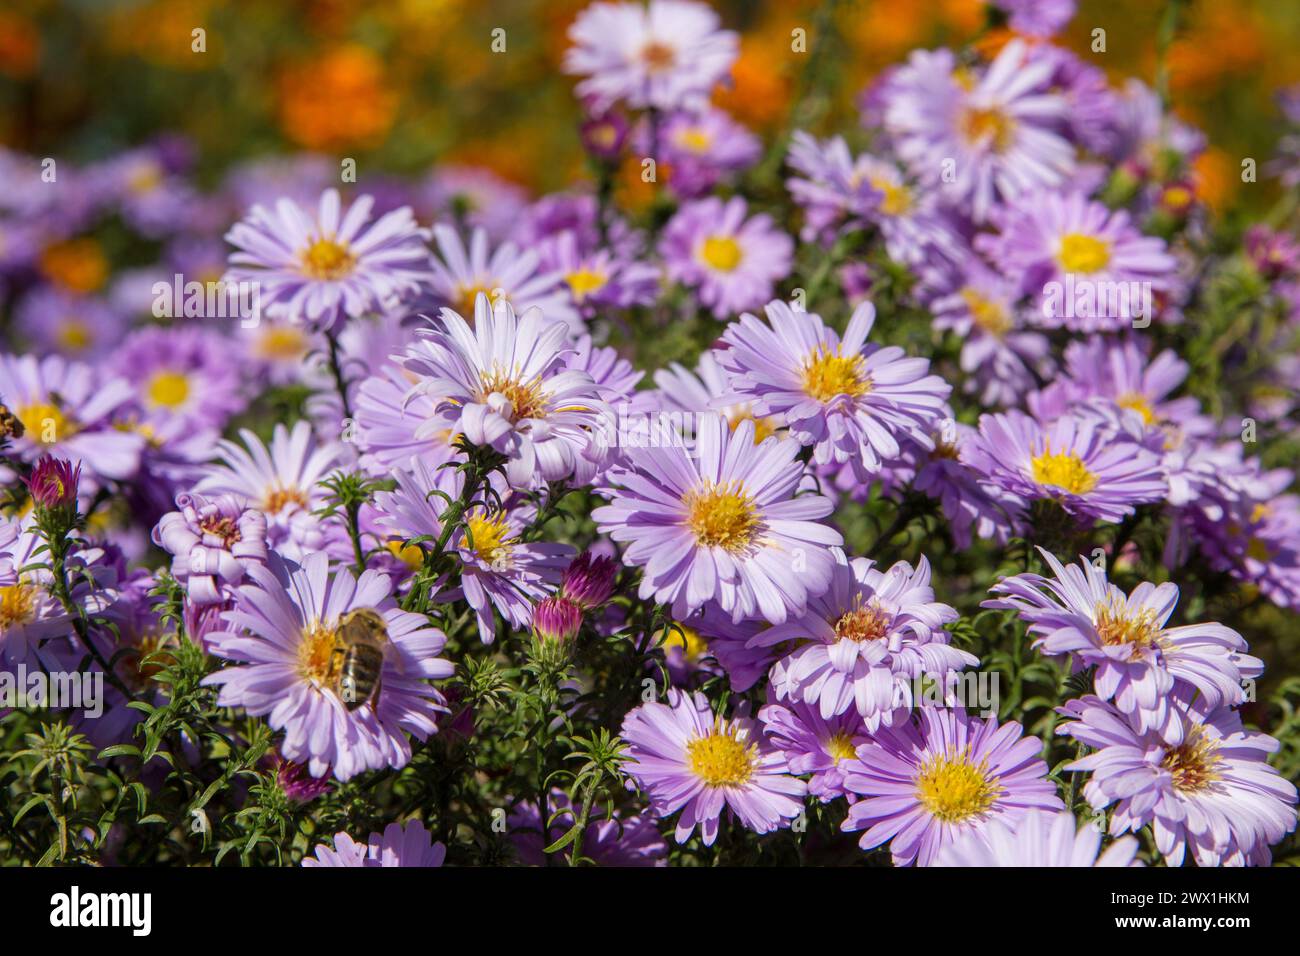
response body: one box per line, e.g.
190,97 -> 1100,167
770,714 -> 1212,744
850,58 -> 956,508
333,608 -> 388,711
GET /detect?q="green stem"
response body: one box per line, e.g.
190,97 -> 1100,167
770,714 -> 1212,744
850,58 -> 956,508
325,331 -> 354,423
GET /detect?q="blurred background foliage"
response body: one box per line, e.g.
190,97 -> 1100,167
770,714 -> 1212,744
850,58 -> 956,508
2,0 -> 1299,213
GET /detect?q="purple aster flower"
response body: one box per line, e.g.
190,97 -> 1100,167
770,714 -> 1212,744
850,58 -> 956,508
620,688 -> 806,845
934,808 -> 1141,867
992,0 -> 1075,37
400,295 -> 610,488
717,300 -> 951,480
153,492 -> 269,606
539,230 -> 660,317
928,261 -> 1051,408
112,325 -> 246,432
659,197 -> 793,319
978,191 -> 1177,330
593,415 -> 843,624
841,706 -> 1063,866
987,548 -> 1262,742
564,0 -> 738,113
508,788 -> 667,866
204,552 -> 452,781
353,362 -> 459,476
195,421 -> 346,562
964,409 -> 1166,524
303,820 -> 446,867
1059,694 -> 1298,866
882,41 -> 1074,222
649,107 -> 761,198
755,556 -> 973,729
0,352 -> 144,487
24,455 -> 80,512
12,288 -> 127,360
758,697 -> 871,802
224,188 -> 433,334
785,131 -> 883,242
652,350 -> 781,440
910,421 -> 1023,549
419,165 -> 529,243
686,609 -> 782,692
428,224 -> 580,334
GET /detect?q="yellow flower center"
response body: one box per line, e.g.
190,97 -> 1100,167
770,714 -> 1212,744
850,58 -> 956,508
456,282 -> 497,319
699,236 -> 743,272
661,625 -> 708,662
300,237 -> 355,280
256,326 -> 309,360
1056,233 -> 1111,274
1117,392 -> 1156,426
386,539 -> 424,571
1161,726 -> 1222,793
686,727 -> 755,787
869,176 -> 913,216
262,486 -> 308,514
461,512 -> 513,567
18,402 -> 76,445
961,288 -> 1012,338
802,347 -> 869,403
640,40 -> 676,73
477,368 -> 550,421
674,127 -> 713,153
146,370 -> 191,409
0,583 -> 37,628
958,106 -> 1016,152
685,481 -> 759,553
199,513 -> 242,547
1031,445 -> 1098,495
915,749 -> 1002,823
825,731 -> 859,763
56,319 -> 93,353
1095,601 -> 1164,660
565,269 -> 608,303
297,620 -> 342,685
834,602 -> 890,642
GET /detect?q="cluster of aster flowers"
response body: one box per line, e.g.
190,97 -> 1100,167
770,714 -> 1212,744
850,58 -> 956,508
1,0 -> 1298,870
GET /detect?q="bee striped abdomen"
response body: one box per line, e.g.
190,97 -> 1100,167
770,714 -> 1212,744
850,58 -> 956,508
340,644 -> 384,710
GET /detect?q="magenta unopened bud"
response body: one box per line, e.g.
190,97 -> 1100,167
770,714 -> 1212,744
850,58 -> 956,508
25,456 -> 81,510
560,551 -> 618,609
532,596 -> 583,644
580,109 -> 629,161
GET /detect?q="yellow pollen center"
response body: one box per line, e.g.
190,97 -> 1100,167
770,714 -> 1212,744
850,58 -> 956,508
0,583 -> 37,628
300,237 -> 355,280
685,481 -> 759,552
959,106 -> 1016,152
1161,727 -> 1222,793
1031,445 -> 1098,495
834,603 -> 890,642
674,128 -> 713,153
699,236 -> 742,272
456,282 -> 497,319
661,625 -> 709,662
477,368 -> 550,421
686,729 -> 755,787
825,732 -> 858,763
727,410 -> 776,444
146,370 -> 191,409
199,514 -> 242,547
915,750 -> 1002,822
462,512 -> 513,567
262,486 -> 308,514
1057,233 -> 1112,274
1095,601 -> 1164,660
18,402 -> 75,445
802,347 -> 869,402
386,539 -> 424,571
961,288 -> 1012,337
297,621 -> 342,685
257,326 -> 309,360
1117,392 -> 1156,426
565,269 -> 608,302
869,176 -> 913,216
56,320 -> 93,353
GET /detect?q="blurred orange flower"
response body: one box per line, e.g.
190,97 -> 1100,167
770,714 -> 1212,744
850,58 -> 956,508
0,11 -> 41,79
39,238 -> 108,294
278,44 -> 398,151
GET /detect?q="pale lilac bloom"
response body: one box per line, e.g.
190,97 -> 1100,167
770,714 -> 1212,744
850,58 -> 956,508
756,556 -> 973,729
653,107 -> 761,197
992,0 -> 1075,37
153,492 -> 269,606
785,131 -> 882,242
303,820 -> 446,867
717,300 -> 950,480
882,41 -> 1074,222
224,188 -> 433,334
564,0 -> 738,113
620,688 -> 806,846
113,325 -> 246,432
934,808 -> 1141,867
659,197 -> 793,319
400,295 -> 610,488
593,415 -> 843,625
1060,694 -> 1298,866
841,706 -> 1063,866
13,288 -> 127,360
539,230 -> 660,318
987,548 -> 1261,742
758,697 -> 871,802
353,362 -> 460,476
204,552 -> 451,782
